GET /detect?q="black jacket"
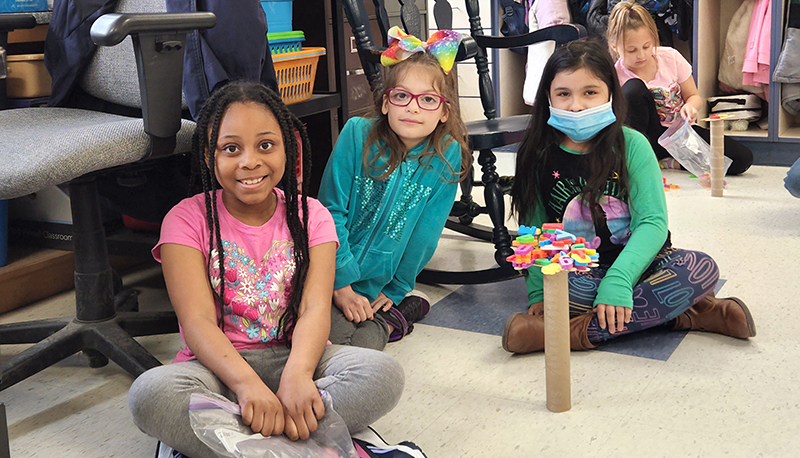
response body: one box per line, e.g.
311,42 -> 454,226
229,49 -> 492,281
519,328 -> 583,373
44,0 -> 119,107
166,0 -> 279,120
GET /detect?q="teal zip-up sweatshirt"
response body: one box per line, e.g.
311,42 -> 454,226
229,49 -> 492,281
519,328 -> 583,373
318,117 -> 461,305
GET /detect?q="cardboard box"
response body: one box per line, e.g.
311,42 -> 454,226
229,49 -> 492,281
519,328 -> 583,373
6,53 -> 51,98
0,0 -> 47,13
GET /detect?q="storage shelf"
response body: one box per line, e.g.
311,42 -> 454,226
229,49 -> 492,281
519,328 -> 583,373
694,0 -> 800,166
778,125 -> 800,140
287,92 -> 342,118
723,127 -> 769,139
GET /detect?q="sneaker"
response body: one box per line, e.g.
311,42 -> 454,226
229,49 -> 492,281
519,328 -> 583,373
383,292 -> 431,342
397,291 -> 431,323
156,441 -> 189,458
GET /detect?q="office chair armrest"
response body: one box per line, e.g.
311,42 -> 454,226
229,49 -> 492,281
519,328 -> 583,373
90,12 -> 216,47
0,13 -> 37,33
90,12 -> 216,157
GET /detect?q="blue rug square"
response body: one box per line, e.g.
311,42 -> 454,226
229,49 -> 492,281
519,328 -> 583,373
421,278 -> 727,361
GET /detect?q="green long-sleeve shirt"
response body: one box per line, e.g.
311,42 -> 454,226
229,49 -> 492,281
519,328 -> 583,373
524,127 -> 668,309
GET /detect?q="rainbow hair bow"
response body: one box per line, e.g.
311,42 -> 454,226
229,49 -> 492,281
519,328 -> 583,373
380,26 -> 461,74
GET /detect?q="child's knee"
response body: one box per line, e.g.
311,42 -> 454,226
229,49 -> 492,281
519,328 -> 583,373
621,78 -> 650,99
374,351 -> 405,407
128,367 -> 166,429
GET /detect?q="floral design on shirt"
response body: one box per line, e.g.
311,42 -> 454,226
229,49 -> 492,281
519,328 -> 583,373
651,82 -> 682,125
208,239 -> 296,343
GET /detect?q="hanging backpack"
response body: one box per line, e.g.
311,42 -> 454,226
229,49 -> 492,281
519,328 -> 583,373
499,0 -> 531,54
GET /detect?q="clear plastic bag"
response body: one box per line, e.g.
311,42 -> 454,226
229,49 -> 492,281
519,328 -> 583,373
189,390 -> 358,458
657,117 -> 732,188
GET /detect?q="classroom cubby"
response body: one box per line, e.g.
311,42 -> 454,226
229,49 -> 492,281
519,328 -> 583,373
695,0 -> 800,147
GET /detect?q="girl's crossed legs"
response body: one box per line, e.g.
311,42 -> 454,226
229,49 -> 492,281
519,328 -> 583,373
567,247 -> 720,344
128,345 -> 404,458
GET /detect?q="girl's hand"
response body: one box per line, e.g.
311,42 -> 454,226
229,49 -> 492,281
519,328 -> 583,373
276,373 -> 325,441
333,285 -> 374,322
594,303 -> 632,335
238,381 -> 285,437
371,292 -> 394,313
680,103 -> 698,124
527,301 -> 544,316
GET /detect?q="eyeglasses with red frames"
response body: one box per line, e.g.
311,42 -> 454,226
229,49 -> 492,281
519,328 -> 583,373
385,88 -> 448,111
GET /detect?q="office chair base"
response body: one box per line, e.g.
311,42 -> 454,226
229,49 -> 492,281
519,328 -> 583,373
0,309 -> 178,391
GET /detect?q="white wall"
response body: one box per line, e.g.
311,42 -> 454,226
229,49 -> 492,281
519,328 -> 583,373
429,0 -> 530,121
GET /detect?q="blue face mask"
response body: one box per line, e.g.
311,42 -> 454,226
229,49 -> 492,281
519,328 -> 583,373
547,99 -> 616,143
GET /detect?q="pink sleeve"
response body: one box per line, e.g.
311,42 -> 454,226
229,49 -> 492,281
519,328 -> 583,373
673,48 -> 693,85
306,197 -> 340,249
151,198 -> 206,263
615,59 -> 632,86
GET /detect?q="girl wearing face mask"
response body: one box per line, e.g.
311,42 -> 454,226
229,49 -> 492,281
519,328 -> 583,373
502,39 -> 756,355
608,1 -> 752,175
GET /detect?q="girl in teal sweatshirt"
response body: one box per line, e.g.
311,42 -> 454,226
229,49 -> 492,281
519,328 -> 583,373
318,28 -> 471,350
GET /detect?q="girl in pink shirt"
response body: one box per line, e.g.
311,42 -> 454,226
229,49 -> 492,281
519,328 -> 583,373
126,81 -> 404,458
607,1 -> 753,175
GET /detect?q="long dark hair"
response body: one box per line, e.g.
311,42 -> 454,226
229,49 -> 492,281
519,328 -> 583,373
511,38 -> 629,226
365,52 -> 471,182
189,80 -> 312,345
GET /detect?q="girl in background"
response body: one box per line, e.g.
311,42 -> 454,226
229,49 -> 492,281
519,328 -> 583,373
607,1 -> 753,175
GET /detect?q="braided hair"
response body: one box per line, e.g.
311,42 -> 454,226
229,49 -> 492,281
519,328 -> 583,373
189,80 -> 312,345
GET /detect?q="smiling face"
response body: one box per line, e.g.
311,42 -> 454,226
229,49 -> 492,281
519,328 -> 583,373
615,26 -> 657,72
381,66 -> 449,151
212,101 -> 286,225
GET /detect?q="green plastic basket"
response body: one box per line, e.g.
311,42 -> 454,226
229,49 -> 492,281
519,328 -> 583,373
268,31 -> 305,54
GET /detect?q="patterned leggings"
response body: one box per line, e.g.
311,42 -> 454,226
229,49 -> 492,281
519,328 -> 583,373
566,247 -> 720,344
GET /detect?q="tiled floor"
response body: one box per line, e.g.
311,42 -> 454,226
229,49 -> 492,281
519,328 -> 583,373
2,163 -> 800,457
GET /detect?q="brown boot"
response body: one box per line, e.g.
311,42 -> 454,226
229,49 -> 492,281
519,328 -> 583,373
502,311 -> 597,354
673,295 -> 756,338
569,312 -> 597,351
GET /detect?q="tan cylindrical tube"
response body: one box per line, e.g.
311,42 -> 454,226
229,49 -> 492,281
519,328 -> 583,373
710,118 -> 725,197
543,269 -> 571,412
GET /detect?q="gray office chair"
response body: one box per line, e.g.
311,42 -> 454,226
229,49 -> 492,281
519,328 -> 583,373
0,1 -> 215,390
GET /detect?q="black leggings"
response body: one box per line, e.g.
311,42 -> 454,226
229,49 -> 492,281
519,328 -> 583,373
621,79 -> 753,175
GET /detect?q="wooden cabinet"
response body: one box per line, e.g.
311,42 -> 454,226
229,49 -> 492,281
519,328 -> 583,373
694,0 -> 800,163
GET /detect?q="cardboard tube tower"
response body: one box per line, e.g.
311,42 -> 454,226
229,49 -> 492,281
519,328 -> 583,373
709,118 -> 725,197
543,269 -> 571,412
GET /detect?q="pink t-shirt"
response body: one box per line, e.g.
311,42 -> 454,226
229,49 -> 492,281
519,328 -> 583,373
153,188 -> 339,362
615,46 -> 693,127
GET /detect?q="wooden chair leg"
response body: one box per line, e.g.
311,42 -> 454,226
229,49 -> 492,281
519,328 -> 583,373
478,149 -> 514,266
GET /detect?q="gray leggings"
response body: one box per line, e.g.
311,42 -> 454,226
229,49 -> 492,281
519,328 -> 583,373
128,344 -> 404,458
328,306 -> 391,350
